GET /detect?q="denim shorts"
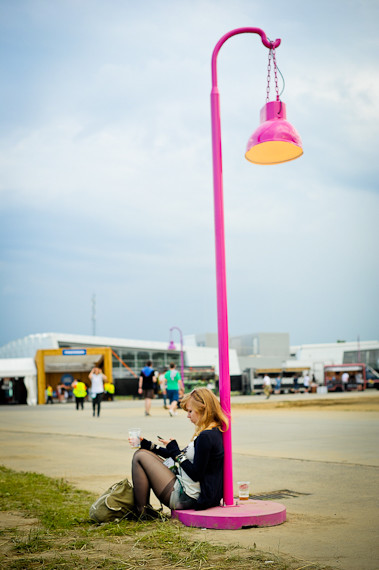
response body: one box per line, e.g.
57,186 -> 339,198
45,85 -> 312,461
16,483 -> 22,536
167,389 -> 179,404
169,479 -> 197,510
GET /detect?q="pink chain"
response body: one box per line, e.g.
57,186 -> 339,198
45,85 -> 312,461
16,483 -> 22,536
266,47 -> 280,102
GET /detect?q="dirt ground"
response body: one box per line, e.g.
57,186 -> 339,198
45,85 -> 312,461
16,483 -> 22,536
0,392 -> 378,569
233,396 -> 379,412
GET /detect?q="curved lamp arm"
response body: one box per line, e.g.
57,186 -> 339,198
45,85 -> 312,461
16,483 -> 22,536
211,27 -> 281,88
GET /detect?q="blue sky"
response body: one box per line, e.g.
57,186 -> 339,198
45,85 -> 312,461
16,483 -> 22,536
0,0 -> 378,348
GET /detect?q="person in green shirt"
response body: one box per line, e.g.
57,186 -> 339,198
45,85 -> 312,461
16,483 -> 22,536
164,362 -> 184,417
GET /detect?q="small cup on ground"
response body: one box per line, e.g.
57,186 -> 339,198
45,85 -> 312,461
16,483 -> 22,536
237,481 -> 250,501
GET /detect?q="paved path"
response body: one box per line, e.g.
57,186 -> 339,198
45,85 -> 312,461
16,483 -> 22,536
0,391 -> 378,570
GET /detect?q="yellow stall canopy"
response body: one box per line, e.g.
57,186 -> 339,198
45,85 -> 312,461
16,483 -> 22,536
35,347 -> 113,404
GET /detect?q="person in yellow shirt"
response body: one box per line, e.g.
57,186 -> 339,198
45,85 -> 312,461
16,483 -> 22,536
72,379 -> 87,410
104,381 -> 115,401
46,385 -> 54,404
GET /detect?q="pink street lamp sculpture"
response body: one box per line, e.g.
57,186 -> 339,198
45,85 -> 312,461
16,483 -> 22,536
168,326 -> 185,389
172,27 -> 302,530
211,26 -> 302,508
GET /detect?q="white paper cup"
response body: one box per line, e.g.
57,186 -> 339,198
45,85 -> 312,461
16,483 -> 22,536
237,481 -> 250,500
128,428 -> 141,449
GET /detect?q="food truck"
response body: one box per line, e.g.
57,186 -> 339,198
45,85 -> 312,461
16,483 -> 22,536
324,364 -> 366,391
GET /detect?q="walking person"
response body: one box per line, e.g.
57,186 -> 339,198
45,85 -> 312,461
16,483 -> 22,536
263,374 -> 272,399
164,362 -> 184,417
89,366 -> 106,417
72,378 -> 87,410
128,387 -> 228,516
138,360 -> 156,416
159,369 -> 168,409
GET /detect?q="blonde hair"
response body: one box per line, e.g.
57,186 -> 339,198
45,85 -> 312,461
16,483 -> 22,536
181,388 -> 229,438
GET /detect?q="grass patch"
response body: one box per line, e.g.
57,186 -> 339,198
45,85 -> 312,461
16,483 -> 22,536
0,466 -> 93,530
12,528 -> 53,553
0,465 -> 335,569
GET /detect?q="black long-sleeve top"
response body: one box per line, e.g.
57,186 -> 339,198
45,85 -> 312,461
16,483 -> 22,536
141,427 -> 224,510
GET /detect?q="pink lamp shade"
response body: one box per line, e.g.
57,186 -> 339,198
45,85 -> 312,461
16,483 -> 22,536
245,100 -> 303,165
168,340 -> 176,350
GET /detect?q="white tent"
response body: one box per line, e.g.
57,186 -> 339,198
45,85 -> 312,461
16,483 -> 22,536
0,358 -> 37,405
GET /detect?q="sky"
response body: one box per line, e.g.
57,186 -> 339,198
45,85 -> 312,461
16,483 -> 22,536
0,0 -> 378,349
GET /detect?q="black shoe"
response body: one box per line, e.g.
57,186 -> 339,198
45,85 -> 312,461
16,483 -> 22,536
138,505 -> 167,521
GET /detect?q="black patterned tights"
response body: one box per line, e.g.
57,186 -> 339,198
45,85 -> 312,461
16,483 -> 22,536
132,449 -> 176,514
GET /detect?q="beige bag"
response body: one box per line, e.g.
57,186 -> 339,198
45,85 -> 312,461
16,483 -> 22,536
89,478 -> 135,523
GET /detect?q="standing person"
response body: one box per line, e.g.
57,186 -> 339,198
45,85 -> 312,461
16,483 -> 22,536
263,374 -> 272,399
164,362 -> 184,417
89,366 -> 106,417
104,380 -> 115,401
56,384 -> 65,403
72,378 -> 87,410
341,371 -> 349,391
129,387 -> 228,516
46,385 -> 54,404
310,375 -> 318,393
138,360 -> 156,416
159,369 -> 168,409
274,375 -> 281,394
303,373 -> 310,393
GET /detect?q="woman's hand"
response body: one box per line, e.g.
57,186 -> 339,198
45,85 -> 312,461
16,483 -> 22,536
128,436 -> 143,448
157,436 -> 172,447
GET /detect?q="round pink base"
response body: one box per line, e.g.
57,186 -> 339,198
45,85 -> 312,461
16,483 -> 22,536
172,499 -> 286,530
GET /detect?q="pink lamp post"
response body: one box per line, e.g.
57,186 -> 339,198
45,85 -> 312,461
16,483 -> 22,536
168,326 -> 185,389
172,27 -> 302,530
212,26 -> 302,508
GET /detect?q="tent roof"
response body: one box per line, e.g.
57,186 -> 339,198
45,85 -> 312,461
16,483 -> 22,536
0,358 -> 37,377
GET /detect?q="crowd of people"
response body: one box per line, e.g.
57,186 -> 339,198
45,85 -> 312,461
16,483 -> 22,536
262,372 -> 316,399
47,362 -> 322,409
45,359 -> 186,419
138,360 -> 184,417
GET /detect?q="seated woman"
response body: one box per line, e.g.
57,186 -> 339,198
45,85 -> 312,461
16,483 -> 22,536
129,388 -> 229,515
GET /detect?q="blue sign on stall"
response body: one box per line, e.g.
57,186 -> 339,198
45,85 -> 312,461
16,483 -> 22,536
62,349 -> 87,356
